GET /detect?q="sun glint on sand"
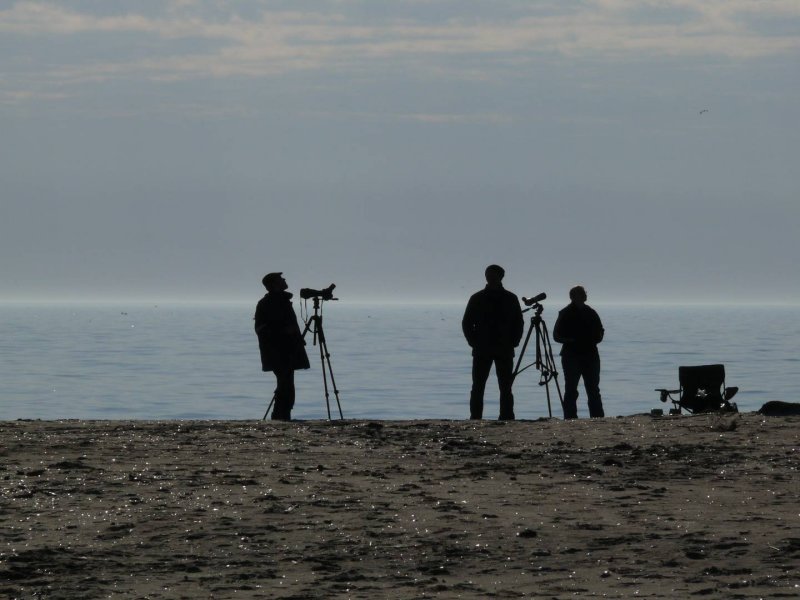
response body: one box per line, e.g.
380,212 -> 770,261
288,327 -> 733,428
1,415 -> 798,598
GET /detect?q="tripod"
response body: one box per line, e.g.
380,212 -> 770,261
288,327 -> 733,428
263,296 -> 343,420
512,302 -> 564,418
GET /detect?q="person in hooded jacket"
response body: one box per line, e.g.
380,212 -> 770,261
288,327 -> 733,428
255,272 -> 310,420
462,265 -> 524,420
553,285 -> 605,419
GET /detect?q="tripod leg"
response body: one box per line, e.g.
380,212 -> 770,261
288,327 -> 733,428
533,323 -> 553,418
552,372 -> 564,411
306,315 -> 332,419
301,318 -> 313,339
543,378 -> 553,418
262,392 -> 276,421
303,311 -> 345,421
317,331 -> 332,420
540,322 -> 564,410
551,368 -> 564,411
321,339 -> 343,419
317,325 -> 343,420
535,324 -> 543,371
513,320 -> 535,379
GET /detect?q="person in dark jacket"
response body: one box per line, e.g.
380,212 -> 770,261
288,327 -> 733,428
254,272 -> 310,420
462,265 -> 524,420
552,285 -> 605,419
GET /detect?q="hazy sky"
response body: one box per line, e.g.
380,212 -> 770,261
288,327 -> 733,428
2,1 -> 798,304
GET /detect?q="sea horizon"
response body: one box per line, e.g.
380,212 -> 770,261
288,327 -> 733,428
2,298 -> 799,308
1,302 -> 798,421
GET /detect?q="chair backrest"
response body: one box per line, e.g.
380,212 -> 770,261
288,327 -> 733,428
678,364 -> 725,412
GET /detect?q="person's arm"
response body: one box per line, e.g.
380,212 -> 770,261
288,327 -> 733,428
552,310 -> 570,344
592,310 -> 605,345
512,296 -> 524,347
254,301 -> 267,335
462,296 -> 477,347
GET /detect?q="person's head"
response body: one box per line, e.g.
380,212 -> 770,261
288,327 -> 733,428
484,264 -> 505,287
569,285 -> 588,305
262,272 -> 287,293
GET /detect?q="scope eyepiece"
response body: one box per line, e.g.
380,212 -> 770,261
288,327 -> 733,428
300,283 -> 337,301
521,292 -> 547,306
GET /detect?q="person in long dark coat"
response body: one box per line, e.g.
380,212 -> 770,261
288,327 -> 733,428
462,265 -> 524,420
254,272 -> 310,420
553,285 -> 605,419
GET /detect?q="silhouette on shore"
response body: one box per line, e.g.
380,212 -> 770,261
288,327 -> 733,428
462,265 -> 524,420
657,364 -> 738,414
254,273 -> 310,420
553,285 -> 605,419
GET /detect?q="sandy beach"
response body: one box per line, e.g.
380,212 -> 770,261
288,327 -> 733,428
1,414 -> 798,598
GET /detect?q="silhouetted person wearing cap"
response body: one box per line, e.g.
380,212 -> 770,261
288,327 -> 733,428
255,273 -> 310,420
553,286 -> 605,419
462,265 -> 524,420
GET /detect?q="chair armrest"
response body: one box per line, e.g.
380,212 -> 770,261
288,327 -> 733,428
655,388 -> 680,403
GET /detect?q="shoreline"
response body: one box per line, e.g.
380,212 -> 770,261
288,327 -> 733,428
2,414 -> 798,598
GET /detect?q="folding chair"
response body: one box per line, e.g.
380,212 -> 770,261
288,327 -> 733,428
656,364 -> 738,414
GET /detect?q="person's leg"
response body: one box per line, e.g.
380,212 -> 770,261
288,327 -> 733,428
273,367 -> 295,420
495,355 -> 515,420
561,354 -> 580,419
285,368 -> 296,415
470,355 -> 493,419
583,355 -> 604,418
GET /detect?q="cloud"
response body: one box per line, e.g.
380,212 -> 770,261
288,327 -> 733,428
399,112 -> 514,125
1,1 -> 799,92
0,89 -> 70,105
0,2 -> 157,35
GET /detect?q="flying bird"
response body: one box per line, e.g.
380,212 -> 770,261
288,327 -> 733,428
699,109 -> 708,115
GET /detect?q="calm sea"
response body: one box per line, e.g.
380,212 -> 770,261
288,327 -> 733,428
0,303 -> 797,421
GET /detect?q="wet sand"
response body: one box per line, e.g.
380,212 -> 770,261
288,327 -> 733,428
1,414 -> 798,598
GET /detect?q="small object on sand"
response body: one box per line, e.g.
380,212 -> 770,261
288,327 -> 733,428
758,401 -> 800,416
517,529 -> 538,539
710,415 -> 739,432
